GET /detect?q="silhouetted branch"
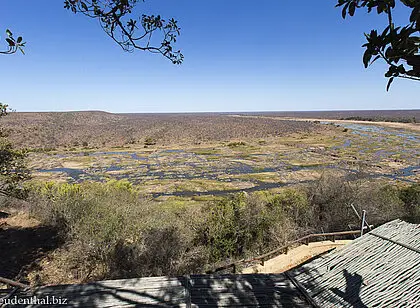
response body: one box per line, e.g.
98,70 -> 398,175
0,29 -> 25,55
64,0 -> 183,64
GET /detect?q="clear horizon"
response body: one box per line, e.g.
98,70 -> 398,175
11,108 -> 420,114
1,1 -> 419,113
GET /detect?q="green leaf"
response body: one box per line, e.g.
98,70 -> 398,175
6,38 -> 15,46
363,50 -> 372,68
81,2 -> 88,11
349,2 -> 356,17
342,3 -> 350,19
386,77 -> 394,91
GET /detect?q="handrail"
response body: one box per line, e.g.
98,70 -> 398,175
208,228 -> 369,274
0,277 -> 29,289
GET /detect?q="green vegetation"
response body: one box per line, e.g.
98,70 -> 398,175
227,141 -> 247,147
144,137 -> 157,146
197,189 -> 309,262
192,148 -> 220,155
399,183 -> 420,222
337,0 -> 420,88
0,104 -> 30,198
341,116 -> 417,123
28,180 -> 206,280
22,175 -> 419,284
0,111 -> 418,285
0,136 -> 29,198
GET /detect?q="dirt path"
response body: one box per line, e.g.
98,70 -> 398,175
241,240 -> 352,274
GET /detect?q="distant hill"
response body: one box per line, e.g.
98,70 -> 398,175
0,111 -> 326,149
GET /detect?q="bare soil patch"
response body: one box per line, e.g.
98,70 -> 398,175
0,212 -> 62,281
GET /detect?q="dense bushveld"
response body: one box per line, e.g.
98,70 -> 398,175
341,116 -> 417,123
1,112 -> 327,149
250,110 -> 420,121
24,173 -> 419,284
3,110 -> 419,150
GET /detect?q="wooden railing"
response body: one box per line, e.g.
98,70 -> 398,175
0,276 -> 29,289
207,228 -> 368,274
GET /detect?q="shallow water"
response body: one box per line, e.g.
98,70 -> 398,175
35,122 -> 419,196
325,122 -> 419,143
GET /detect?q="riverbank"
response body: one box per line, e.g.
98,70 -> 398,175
230,114 -> 420,132
287,117 -> 420,132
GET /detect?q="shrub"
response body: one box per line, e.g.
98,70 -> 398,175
306,172 -> 357,231
227,141 -> 246,147
25,173 -> 415,282
197,189 -> 309,262
355,184 -> 405,225
399,183 -> 420,223
28,180 -> 206,280
264,188 -> 311,234
144,137 -> 156,146
306,172 -> 410,231
0,136 -> 30,199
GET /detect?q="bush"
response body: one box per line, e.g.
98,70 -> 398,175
306,172 -> 410,231
28,180 -> 206,280
306,172 -> 357,231
399,183 -> 420,223
355,184 -> 405,225
227,141 -> 246,147
25,174 -> 415,282
144,137 -> 156,146
0,136 -> 30,199
265,188 -> 311,234
197,189 -> 309,262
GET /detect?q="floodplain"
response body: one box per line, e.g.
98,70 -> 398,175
25,114 -> 419,201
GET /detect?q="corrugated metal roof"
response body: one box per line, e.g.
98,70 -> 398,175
289,219 -> 420,308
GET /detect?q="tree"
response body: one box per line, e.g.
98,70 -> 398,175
2,0 -> 183,64
1,1 -> 182,194
0,104 -> 30,198
337,0 -> 420,90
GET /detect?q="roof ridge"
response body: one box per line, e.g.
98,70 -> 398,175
368,231 -> 420,254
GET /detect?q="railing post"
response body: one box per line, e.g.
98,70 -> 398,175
360,210 -> 366,236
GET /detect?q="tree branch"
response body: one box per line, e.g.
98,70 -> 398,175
64,0 -> 183,64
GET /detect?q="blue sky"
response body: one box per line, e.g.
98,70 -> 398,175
0,0 -> 418,112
